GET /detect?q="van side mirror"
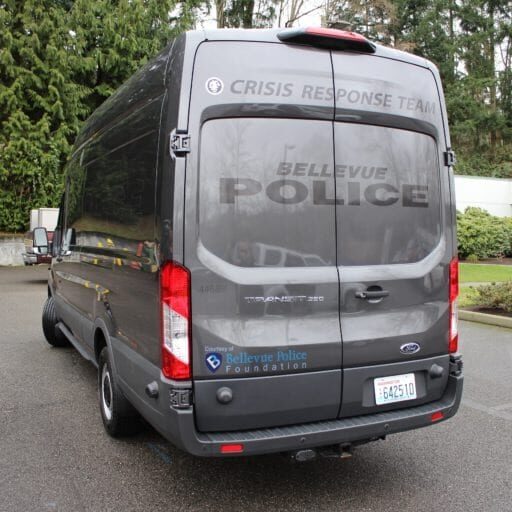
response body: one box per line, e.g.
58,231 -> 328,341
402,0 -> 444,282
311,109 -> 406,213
33,227 -> 49,255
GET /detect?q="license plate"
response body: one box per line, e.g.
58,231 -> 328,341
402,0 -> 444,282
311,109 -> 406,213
374,373 -> 417,405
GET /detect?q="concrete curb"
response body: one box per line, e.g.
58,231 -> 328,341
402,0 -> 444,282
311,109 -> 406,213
460,309 -> 512,329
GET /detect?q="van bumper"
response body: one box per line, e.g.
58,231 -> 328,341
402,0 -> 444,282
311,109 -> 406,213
162,372 -> 463,457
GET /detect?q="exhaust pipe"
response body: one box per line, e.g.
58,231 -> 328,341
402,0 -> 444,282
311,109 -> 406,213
291,449 -> 318,462
290,444 -> 353,462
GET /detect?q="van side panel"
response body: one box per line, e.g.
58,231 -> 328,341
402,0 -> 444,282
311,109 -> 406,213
52,47 -> 173,420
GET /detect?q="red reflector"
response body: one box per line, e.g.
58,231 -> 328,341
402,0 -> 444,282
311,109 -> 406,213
449,334 -> 459,354
431,411 -> 444,422
220,444 -> 244,454
277,27 -> 375,53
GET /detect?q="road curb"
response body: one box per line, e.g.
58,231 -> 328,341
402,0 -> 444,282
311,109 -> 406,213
460,309 -> 512,329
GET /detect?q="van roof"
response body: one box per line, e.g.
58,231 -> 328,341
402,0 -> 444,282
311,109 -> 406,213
192,28 -> 437,71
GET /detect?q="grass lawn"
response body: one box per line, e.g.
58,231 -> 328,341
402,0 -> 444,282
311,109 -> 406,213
460,263 -> 512,283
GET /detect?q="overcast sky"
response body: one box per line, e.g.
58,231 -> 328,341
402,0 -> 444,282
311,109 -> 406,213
198,1 -> 323,30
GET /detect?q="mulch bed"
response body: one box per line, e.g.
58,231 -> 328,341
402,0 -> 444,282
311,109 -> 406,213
475,258 -> 512,266
463,306 -> 512,318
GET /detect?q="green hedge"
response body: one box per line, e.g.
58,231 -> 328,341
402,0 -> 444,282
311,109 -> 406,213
457,207 -> 512,260
477,282 -> 512,313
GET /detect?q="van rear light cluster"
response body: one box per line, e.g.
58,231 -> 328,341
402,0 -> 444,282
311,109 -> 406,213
449,257 -> 459,353
161,261 -> 191,380
277,27 -> 376,53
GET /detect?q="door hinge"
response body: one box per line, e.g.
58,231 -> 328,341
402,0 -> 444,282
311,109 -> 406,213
170,129 -> 190,160
444,149 -> 456,167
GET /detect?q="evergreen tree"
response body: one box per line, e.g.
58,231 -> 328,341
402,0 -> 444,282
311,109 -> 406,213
215,0 -> 277,28
68,0 -> 200,121
0,0 -> 83,231
0,0 -> 201,232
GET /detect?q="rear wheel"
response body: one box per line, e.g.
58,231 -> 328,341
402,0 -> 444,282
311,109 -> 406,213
42,297 -> 69,347
98,347 -> 142,437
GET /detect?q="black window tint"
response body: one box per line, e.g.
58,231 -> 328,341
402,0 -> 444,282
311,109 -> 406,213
264,249 -> 281,266
199,118 -> 336,268
334,124 -> 441,266
80,131 -> 157,247
67,157 -> 85,233
285,253 -> 305,267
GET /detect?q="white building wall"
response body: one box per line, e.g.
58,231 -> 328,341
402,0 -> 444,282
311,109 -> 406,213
454,175 -> 512,217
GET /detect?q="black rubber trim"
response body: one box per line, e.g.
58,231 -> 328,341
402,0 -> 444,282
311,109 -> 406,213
198,104 -> 438,139
175,373 -> 463,456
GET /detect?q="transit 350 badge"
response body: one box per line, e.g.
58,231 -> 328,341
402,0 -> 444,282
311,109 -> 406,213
206,77 -> 224,95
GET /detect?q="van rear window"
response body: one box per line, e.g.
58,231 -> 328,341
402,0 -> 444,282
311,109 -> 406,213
334,124 -> 441,266
198,118 -> 336,268
198,119 -> 441,269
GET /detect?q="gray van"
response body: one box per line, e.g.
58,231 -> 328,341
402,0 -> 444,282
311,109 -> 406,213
39,27 -> 463,459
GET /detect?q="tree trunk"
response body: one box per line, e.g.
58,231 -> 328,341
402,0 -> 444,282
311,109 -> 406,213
242,0 -> 255,28
216,0 -> 225,28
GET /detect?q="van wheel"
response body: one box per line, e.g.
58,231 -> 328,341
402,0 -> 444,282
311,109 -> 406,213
98,347 -> 142,437
42,297 -> 69,347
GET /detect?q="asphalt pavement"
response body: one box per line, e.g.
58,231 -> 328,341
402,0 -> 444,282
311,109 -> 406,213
0,266 -> 511,512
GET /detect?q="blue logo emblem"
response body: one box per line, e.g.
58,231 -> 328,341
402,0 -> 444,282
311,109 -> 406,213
400,342 -> 421,355
205,353 -> 222,372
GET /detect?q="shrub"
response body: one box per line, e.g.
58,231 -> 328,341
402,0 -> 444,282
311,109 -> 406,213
477,282 -> 512,313
457,207 -> 512,259
466,254 -> 479,263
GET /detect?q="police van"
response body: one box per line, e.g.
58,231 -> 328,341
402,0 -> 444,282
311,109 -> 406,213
37,27 -> 463,459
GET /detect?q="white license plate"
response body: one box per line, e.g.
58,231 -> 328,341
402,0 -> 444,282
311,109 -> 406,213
374,373 -> 417,405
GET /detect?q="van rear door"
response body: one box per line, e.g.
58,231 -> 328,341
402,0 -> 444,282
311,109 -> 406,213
331,54 -> 452,417
185,41 -> 342,432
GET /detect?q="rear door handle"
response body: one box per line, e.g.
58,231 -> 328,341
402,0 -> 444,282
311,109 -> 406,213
355,290 -> 389,300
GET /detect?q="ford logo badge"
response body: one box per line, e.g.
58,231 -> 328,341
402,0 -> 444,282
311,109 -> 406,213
400,342 -> 420,355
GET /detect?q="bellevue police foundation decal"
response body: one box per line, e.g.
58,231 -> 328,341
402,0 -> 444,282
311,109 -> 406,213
204,347 -> 309,375
205,352 -> 223,372
206,77 -> 224,95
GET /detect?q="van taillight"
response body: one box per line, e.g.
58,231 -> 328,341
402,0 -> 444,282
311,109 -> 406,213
449,257 -> 459,353
160,261 -> 191,380
277,27 -> 376,53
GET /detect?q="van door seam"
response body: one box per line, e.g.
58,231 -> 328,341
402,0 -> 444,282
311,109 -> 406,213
329,50 -> 344,418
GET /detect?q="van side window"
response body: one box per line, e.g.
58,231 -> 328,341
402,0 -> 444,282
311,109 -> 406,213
52,192 -> 66,256
65,154 -> 85,250
80,101 -> 160,255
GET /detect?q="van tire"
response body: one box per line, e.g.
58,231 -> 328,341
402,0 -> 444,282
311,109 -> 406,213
98,347 -> 142,437
42,297 -> 70,347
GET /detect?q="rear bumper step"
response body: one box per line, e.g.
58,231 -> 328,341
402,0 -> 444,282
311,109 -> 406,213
166,373 -> 463,457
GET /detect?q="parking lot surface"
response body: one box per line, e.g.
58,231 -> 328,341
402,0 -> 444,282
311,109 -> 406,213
0,266 -> 511,512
